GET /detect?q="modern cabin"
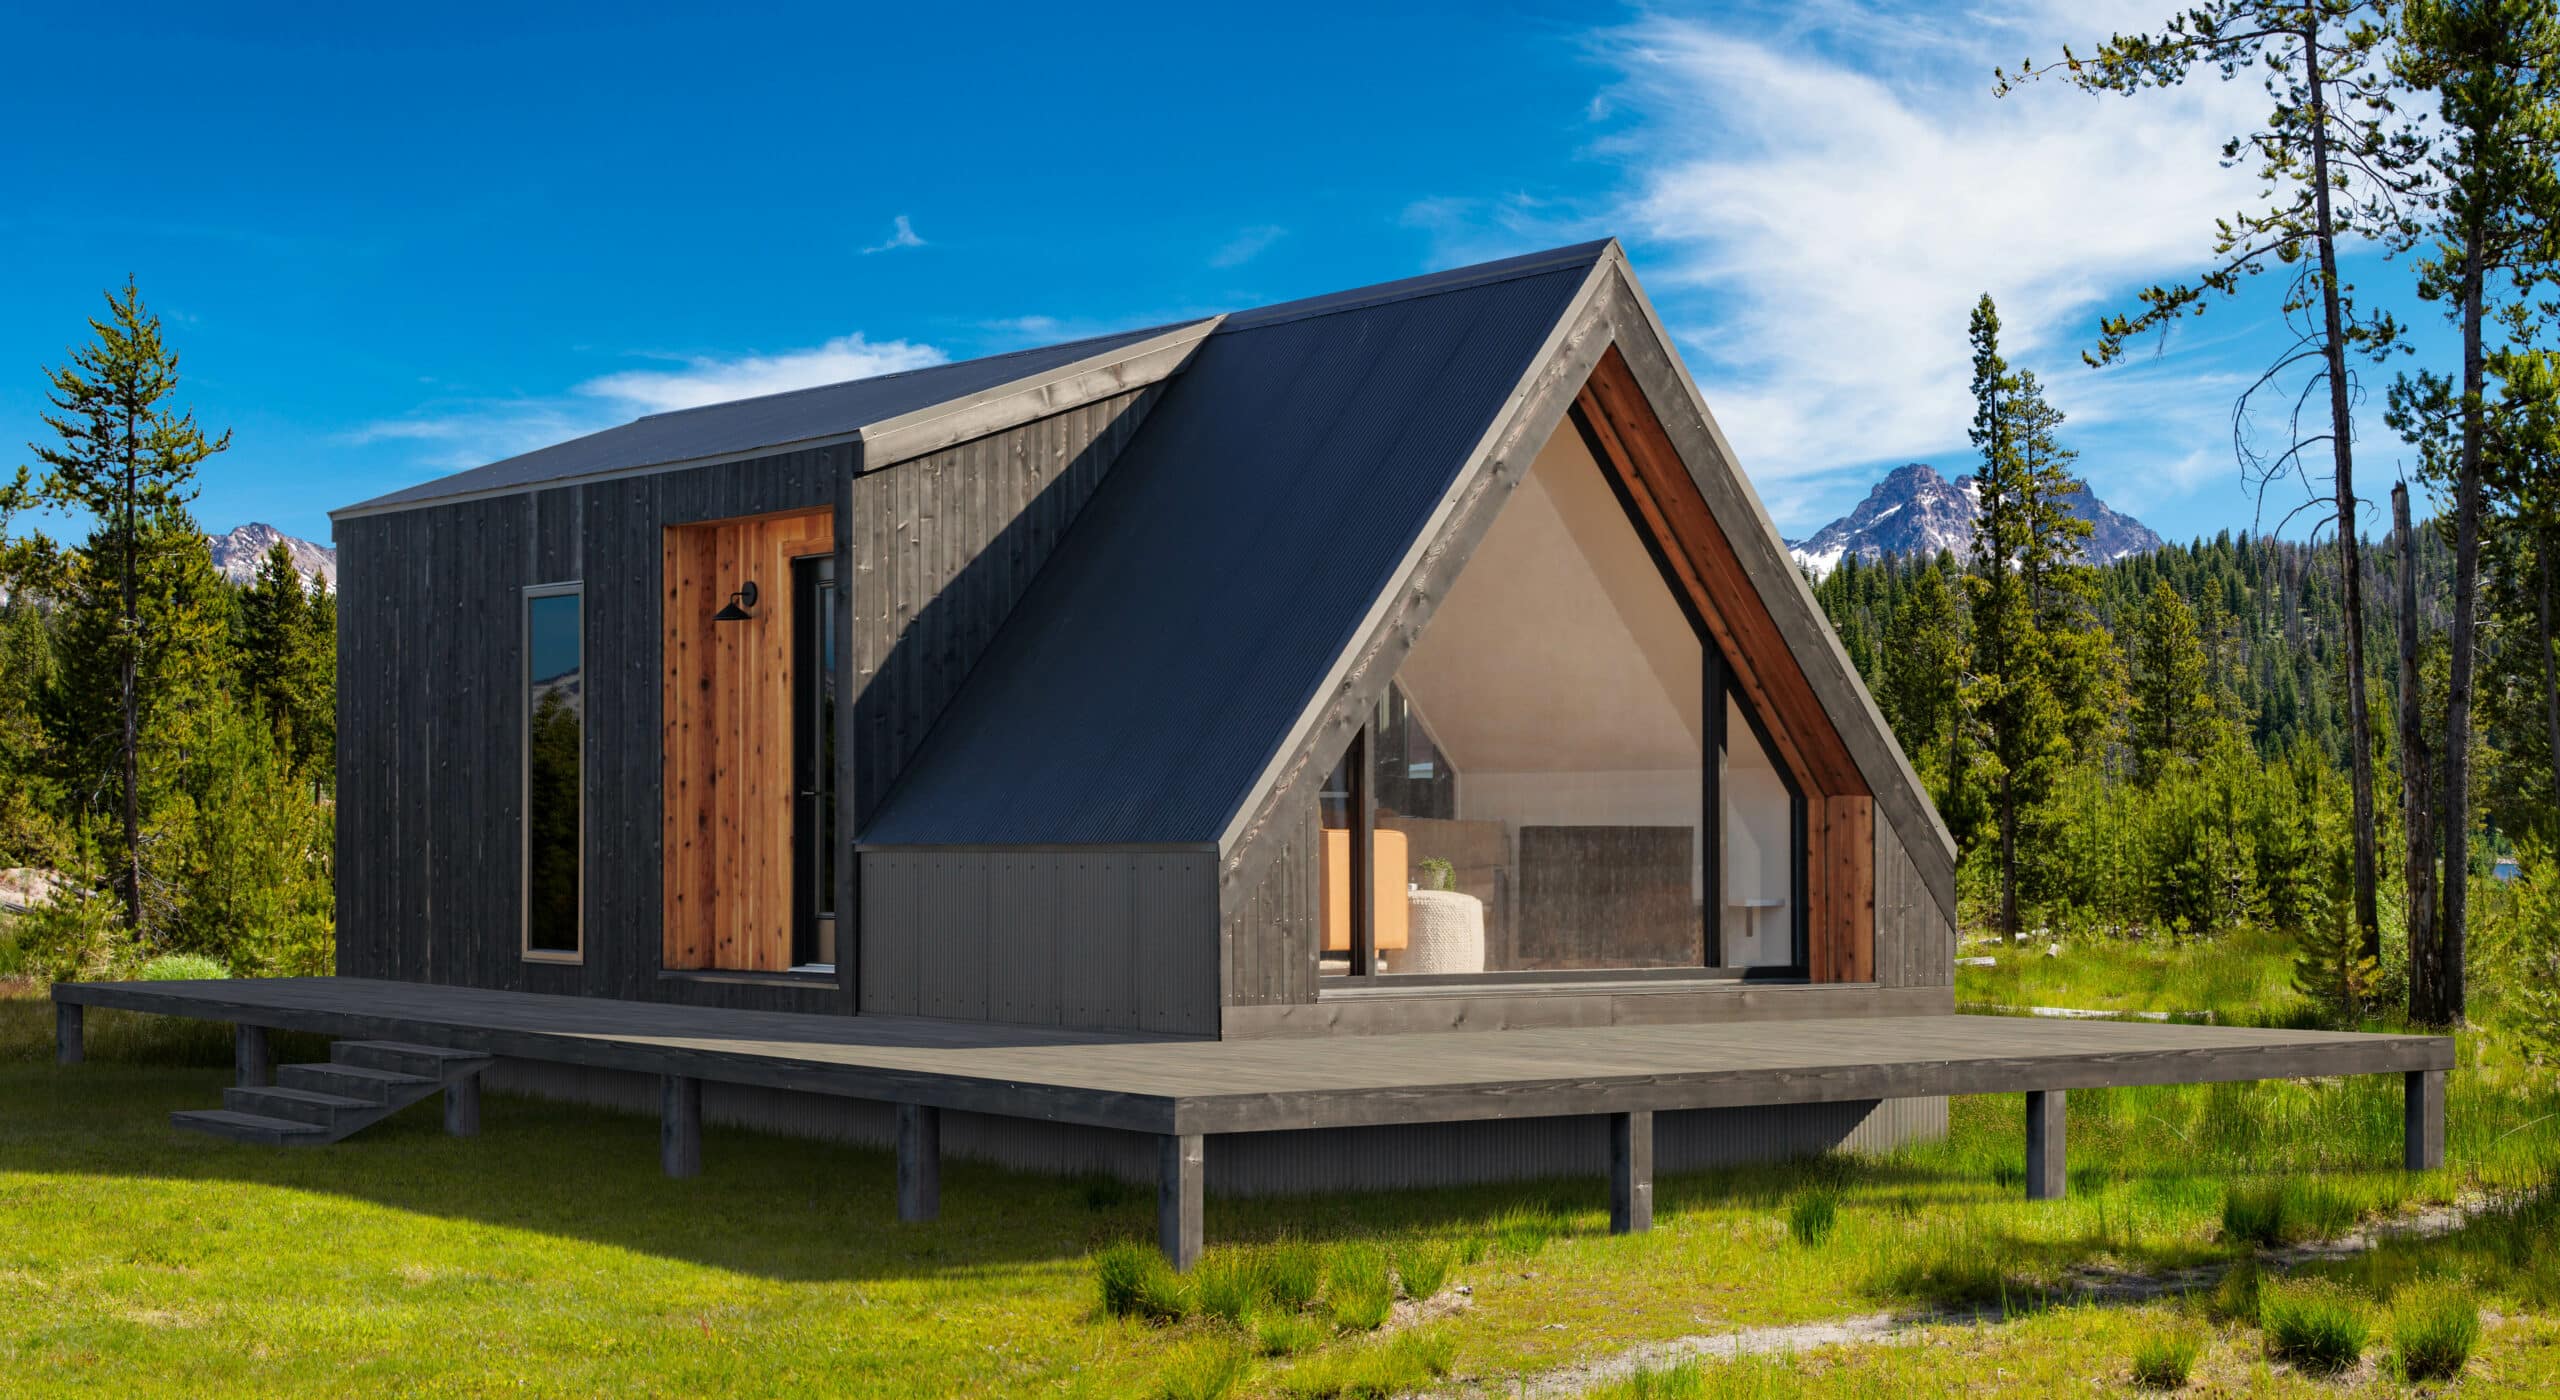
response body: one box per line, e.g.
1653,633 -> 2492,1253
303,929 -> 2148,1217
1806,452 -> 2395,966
52,242 -> 2452,1266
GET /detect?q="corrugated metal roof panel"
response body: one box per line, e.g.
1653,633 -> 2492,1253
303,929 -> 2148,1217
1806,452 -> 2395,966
859,248 -> 1603,847
340,321 -> 1200,514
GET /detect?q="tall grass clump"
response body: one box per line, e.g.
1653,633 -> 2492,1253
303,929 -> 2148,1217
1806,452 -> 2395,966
2223,1178 -> 2359,1248
1393,1241 -> 1452,1300
2221,1182 -> 2288,1246
2128,1325 -> 2202,1389
2390,1284 -> 2480,1382
1276,1328 -> 1456,1398
133,952 -> 228,981
1260,1238 -> 1324,1312
1193,1250 -> 1261,1328
2261,1280 -> 2367,1374
1153,1335 -> 1252,1400
1325,1243 -> 1395,1331
1096,1240 -> 1191,1322
1488,1200 -> 1567,1256
1788,1189 -> 1839,1247
1255,1314 -> 1326,1358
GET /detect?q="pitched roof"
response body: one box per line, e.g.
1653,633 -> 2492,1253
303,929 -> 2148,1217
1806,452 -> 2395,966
858,242 -> 1612,847
336,320 -> 1206,516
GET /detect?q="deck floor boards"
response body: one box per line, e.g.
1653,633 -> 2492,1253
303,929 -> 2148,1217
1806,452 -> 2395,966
53,977 -> 2453,1137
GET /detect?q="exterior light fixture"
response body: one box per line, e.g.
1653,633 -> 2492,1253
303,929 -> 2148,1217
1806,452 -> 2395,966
713,580 -> 758,622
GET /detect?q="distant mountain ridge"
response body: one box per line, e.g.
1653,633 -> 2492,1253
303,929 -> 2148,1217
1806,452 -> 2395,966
1786,463 -> 2164,577
207,523 -> 337,591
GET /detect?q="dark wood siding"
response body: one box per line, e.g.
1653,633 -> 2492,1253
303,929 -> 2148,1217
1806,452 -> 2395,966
335,448 -> 846,1014
1224,794 -> 1320,1008
1874,812 -> 1954,992
849,386 -> 1161,825
337,392 -> 1165,1020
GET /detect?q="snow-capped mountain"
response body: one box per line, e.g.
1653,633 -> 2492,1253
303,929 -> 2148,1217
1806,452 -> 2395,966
1785,463 -> 2164,577
207,523 -> 337,591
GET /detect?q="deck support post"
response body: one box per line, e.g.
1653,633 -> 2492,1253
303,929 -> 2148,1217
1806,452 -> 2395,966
1158,1132 -> 1204,1271
2025,1089 -> 2066,1200
661,1075 -> 702,1179
2404,1069 -> 2445,1171
1609,1110 -> 1654,1234
443,1073 -> 480,1138
54,1001 -> 82,1066
897,1104 -> 941,1222
235,1024 -> 271,1088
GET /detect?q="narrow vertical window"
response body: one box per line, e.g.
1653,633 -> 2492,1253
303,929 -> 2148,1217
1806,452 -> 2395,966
524,584 -> 583,960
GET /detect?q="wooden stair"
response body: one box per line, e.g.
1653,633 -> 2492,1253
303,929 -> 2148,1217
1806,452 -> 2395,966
172,1040 -> 491,1146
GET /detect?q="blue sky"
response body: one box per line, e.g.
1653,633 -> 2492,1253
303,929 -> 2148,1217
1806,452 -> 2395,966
0,2 -> 2460,549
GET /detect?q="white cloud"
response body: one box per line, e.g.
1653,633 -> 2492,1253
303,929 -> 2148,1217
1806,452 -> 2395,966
1209,224 -> 1287,268
350,332 -> 948,471
577,333 -> 945,414
1588,8 -> 2269,502
861,214 -> 926,254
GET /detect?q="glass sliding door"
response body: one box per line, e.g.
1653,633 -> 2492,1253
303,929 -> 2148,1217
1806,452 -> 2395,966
523,584 -> 583,961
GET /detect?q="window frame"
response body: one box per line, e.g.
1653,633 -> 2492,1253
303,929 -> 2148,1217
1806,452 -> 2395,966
521,580 -> 586,965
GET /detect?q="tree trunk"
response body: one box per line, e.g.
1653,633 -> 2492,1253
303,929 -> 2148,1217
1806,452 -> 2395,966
118,430 -> 141,933
2000,774 -> 2019,938
2304,15 -> 2383,960
2540,530 -> 2560,824
2394,483 -> 2440,1024
2439,229 -> 2487,1025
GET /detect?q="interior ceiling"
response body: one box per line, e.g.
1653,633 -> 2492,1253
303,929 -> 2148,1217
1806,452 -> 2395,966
1393,416 -> 1704,775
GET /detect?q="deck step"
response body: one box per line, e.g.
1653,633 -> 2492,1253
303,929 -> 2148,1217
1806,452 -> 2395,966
278,1062 -> 437,1103
172,1108 -> 331,1145
224,1085 -> 379,1128
333,1041 -> 492,1079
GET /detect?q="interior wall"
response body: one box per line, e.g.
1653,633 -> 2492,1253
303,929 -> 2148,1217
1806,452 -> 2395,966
661,508 -> 834,973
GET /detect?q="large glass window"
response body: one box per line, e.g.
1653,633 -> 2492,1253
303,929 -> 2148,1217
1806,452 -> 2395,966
524,585 -> 583,959
1320,415 -> 1803,979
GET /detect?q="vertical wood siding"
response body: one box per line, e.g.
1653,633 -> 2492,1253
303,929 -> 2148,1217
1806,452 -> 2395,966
856,850 -> 1219,1035
849,386 -> 1162,825
1874,814 -> 1954,990
1225,793 -> 1320,1007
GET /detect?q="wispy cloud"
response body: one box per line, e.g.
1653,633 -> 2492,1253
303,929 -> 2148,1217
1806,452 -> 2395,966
861,214 -> 926,255
349,332 -> 948,471
1209,224 -> 1287,268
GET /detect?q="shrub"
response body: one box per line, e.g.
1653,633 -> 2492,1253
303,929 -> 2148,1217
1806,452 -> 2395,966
2261,1280 -> 2367,1374
1193,1250 -> 1260,1328
2222,1183 -> 2287,1247
11,885 -> 120,983
1255,1314 -> 1326,1358
1393,1241 -> 1452,1300
1260,1238 -> 1324,1312
1096,1241 -> 1190,1322
2129,1325 -> 2202,1389
2391,1284 -> 2480,1382
1154,1336 -> 1252,1400
1789,1190 -> 1838,1247
134,952 -> 228,981
1326,1243 -> 1394,1331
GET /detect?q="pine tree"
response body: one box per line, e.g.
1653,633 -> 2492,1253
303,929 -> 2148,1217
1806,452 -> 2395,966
2132,579 -> 2221,781
1882,560 -> 1970,838
2002,0 -> 2429,961
1965,295 -> 2093,935
235,540 -> 333,779
26,280 -> 231,926
2386,0 -> 2560,1024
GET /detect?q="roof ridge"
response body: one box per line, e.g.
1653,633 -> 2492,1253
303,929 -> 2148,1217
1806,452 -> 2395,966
1215,239 -> 1616,334
626,319 -> 1209,426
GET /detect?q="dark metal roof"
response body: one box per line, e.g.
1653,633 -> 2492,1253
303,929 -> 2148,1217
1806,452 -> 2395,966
339,321 -> 1201,515
859,242 -> 1609,847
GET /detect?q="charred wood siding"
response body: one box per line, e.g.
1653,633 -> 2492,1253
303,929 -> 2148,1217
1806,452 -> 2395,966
849,386 -> 1161,826
1224,797 -> 1320,1008
334,449 -> 844,1014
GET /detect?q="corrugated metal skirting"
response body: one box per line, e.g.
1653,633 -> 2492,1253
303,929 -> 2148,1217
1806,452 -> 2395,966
488,1060 -> 1945,1197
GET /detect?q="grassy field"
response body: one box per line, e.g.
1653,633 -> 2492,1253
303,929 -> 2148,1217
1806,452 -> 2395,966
2,942 -> 2557,1398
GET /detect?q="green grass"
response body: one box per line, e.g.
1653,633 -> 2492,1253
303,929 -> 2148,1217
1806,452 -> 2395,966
1787,1189 -> 1838,1247
1956,924 -> 2306,1020
7,922 -> 2560,1397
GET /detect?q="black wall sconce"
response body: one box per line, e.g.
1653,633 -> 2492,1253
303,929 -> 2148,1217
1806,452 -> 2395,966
713,580 -> 759,622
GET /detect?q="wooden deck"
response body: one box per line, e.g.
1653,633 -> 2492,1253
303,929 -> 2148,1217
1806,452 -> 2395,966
51,977 -> 2454,1266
